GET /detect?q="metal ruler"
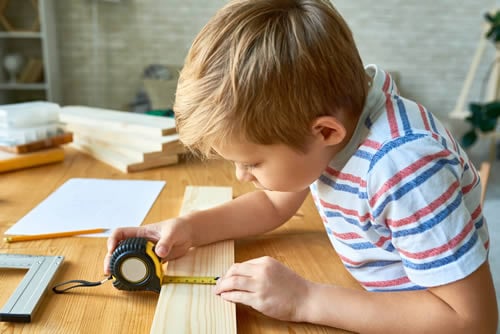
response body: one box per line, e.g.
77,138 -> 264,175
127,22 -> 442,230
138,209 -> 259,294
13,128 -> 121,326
0,253 -> 64,322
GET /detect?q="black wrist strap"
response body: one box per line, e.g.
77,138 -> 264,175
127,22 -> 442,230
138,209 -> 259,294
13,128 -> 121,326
52,276 -> 112,294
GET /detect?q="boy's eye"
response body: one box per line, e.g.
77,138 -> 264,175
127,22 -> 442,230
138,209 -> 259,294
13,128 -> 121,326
242,164 -> 257,169
235,162 -> 258,170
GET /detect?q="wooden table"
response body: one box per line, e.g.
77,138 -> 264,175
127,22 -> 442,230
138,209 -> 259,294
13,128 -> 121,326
0,148 -> 360,333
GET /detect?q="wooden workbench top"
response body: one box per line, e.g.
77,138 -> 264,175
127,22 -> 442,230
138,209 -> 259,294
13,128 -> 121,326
0,148 -> 359,333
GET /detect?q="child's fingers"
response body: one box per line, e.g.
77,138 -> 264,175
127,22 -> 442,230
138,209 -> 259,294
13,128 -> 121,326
106,227 -> 141,252
215,274 -> 255,294
223,262 -> 259,279
219,290 -> 254,306
104,226 -> 161,274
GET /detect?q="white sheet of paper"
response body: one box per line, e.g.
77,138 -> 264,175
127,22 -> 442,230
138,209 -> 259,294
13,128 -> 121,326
4,178 -> 166,237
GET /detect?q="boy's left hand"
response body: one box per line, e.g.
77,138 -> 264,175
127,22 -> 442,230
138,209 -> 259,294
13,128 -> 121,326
214,256 -> 310,322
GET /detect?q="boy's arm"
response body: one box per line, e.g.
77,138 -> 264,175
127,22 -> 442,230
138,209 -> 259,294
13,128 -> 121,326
186,188 -> 310,247
216,254 -> 497,333
300,261 -> 498,333
105,189 -> 309,273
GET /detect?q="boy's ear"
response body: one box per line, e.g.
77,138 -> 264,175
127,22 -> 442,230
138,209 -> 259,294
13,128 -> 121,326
311,116 -> 347,146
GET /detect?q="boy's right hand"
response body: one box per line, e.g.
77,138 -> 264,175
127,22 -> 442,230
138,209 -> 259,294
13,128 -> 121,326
103,217 -> 193,275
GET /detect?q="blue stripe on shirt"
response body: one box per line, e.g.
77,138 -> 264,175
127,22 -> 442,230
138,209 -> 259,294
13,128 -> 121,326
427,109 -> 438,133
319,175 -> 368,199
396,97 -> 412,136
324,211 -> 373,231
371,285 -> 426,292
354,150 -> 373,161
392,191 -> 462,237
372,157 -> 460,218
369,134 -> 426,171
344,260 -> 400,269
401,231 -> 478,270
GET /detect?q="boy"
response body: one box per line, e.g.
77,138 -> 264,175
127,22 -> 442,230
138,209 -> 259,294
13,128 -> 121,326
104,0 -> 498,332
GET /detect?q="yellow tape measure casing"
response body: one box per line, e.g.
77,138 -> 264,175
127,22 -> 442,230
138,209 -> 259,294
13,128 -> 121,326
109,237 -> 163,293
109,237 -> 220,293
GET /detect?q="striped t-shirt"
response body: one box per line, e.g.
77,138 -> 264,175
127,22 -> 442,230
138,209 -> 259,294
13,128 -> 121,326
310,64 -> 489,291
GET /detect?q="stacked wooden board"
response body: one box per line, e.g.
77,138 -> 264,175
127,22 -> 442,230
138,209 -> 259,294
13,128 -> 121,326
0,102 -> 70,173
0,147 -> 65,173
60,106 -> 185,173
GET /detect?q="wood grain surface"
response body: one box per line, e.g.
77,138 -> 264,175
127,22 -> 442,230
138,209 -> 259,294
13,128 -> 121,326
150,186 -> 236,333
0,148 -> 359,333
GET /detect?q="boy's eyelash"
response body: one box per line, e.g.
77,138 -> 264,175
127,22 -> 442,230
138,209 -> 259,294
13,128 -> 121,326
243,164 -> 257,169
235,162 -> 258,169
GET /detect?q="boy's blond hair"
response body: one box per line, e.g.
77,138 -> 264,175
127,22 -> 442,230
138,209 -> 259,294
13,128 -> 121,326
174,0 -> 368,157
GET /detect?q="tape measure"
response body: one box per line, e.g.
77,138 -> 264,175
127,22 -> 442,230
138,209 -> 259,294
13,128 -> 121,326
109,237 -> 219,293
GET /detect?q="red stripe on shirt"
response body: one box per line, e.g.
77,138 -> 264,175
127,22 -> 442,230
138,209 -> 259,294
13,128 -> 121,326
333,231 -> 362,240
362,139 -> 382,150
360,276 -> 411,288
418,103 -> 440,140
445,128 -> 459,153
374,235 -> 392,247
369,150 -> 451,207
338,254 -> 364,266
334,231 -> 391,248
418,104 -> 430,131
398,219 -> 475,259
320,199 -> 373,223
382,72 -> 391,92
396,205 -> 482,260
386,180 -> 460,227
386,93 -> 399,138
325,166 -> 367,187
462,165 -> 479,195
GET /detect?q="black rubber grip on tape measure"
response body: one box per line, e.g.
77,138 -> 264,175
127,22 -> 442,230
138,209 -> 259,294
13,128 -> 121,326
109,237 -> 161,293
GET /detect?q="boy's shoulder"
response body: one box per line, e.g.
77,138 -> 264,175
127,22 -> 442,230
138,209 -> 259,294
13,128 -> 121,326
362,89 -> 461,171
353,86 -> 471,193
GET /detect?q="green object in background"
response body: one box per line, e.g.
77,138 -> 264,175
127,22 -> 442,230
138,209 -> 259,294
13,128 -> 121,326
461,101 -> 500,148
146,109 -> 175,118
460,11 -> 500,148
485,11 -> 500,43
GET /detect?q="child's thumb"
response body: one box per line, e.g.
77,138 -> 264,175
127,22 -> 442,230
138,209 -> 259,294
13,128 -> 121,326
154,240 -> 171,258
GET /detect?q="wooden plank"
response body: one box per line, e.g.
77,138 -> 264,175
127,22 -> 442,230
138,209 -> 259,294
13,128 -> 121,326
65,124 -> 184,155
70,141 -> 178,173
0,147 -> 64,173
150,186 -> 236,334
60,106 -> 177,137
74,133 -> 184,164
0,131 -> 72,153
73,134 -> 147,161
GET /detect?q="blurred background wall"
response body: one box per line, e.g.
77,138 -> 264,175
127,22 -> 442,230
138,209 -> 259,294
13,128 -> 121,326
56,0 -> 495,124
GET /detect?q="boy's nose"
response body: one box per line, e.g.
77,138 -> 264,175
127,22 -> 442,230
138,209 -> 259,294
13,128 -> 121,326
235,165 -> 254,182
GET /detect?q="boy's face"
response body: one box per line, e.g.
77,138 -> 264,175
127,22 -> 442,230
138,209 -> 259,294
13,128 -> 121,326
213,137 -> 335,192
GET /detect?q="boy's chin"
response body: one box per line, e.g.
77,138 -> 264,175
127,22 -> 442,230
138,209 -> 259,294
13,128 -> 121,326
252,182 -> 268,190
253,182 -> 308,193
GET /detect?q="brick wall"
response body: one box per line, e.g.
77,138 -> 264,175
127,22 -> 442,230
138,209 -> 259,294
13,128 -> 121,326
56,0 -> 496,123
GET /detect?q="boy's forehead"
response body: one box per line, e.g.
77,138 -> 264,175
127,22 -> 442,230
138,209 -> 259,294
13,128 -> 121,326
213,141 -> 264,161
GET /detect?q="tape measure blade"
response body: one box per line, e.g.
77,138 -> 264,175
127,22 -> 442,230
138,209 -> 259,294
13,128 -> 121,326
162,275 -> 219,285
